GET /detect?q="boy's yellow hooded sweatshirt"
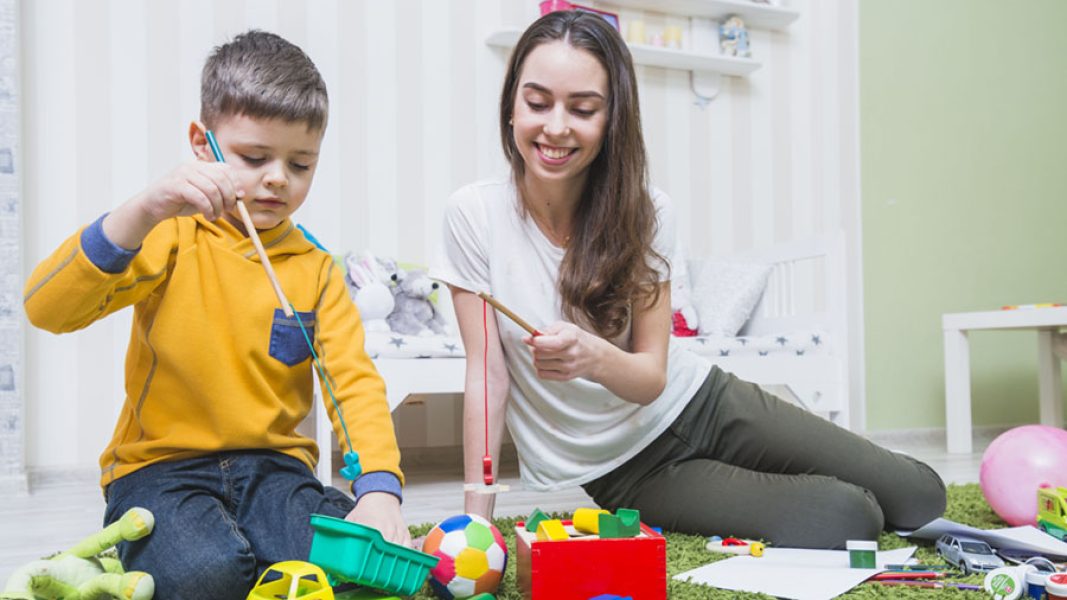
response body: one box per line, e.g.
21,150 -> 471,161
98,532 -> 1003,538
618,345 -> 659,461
24,215 -> 402,491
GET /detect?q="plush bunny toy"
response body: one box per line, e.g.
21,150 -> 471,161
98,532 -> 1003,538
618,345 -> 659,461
344,251 -> 396,333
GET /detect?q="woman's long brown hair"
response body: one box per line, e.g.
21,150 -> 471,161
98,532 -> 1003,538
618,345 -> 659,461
499,11 -> 665,340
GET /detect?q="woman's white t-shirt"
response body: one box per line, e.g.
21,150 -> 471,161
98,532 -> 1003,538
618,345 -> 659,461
431,178 -> 711,491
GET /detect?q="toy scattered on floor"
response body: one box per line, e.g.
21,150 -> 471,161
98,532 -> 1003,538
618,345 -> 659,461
719,15 -> 750,58
935,533 -> 1005,574
307,514 -> 438,596
706,536 -> 765,558
535,520 -> 569,542
598,508 -> 641,539
387,269 -> 448,336
980,425 -> 1067,526
246,561 -> 333,600
1,507 -> 155,600
524,508 -> 549,533
515,509 -> 666,600
422,514 -> 507,600
1038,486 -> 1067,541
572,508 -> 609,534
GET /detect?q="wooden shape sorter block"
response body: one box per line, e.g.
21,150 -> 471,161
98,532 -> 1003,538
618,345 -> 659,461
514,520 -> 666,600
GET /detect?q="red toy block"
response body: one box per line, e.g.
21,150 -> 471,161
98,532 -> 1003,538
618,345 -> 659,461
515,520 -> 666,600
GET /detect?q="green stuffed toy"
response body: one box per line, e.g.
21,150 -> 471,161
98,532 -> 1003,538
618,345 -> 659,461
1,507 -> 155,600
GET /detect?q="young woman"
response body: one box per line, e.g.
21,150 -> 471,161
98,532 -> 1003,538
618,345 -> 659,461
431,11 -> 945,548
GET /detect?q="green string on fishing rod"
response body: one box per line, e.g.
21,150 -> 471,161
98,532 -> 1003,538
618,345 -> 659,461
204,129 -> 360,481
292,303 -> 362,481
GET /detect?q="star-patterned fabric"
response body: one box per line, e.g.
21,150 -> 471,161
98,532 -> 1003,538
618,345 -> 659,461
363,329 -> 829,360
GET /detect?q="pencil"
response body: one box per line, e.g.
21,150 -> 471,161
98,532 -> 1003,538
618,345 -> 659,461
875,580 -> 982,591
476,292 -> 541,336
882,564 -> 951,571
871,571 -> 944,580
204,130 -> 294,317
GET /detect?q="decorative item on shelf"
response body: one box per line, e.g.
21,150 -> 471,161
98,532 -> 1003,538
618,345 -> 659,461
538,0 -> 619,32
662,25 -> 684,49
719,15 -> 751,58
539,0 -> 573,15
625,18 -> 646,44
574,5 -> 619,31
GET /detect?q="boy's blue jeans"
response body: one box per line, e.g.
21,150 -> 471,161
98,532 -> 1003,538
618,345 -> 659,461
103,450 -> 354,600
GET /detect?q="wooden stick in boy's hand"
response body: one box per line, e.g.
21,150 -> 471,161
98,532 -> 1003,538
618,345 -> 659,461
205,130 -> 294,317
477,291 -> 541,336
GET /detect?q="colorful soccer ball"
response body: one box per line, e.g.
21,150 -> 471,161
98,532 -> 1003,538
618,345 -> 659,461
422,513 -> 507,599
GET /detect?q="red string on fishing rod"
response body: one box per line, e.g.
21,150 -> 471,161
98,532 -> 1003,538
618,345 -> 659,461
482,297 -> 493,485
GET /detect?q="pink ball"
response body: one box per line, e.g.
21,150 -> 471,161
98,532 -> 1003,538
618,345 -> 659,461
979,425 -> 1067,526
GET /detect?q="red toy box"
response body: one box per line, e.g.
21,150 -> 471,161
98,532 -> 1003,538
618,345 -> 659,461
515,520 -> 666,600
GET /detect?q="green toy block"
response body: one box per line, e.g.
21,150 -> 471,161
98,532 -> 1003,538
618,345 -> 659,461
525,507 -> 549,532
598,508 -> 641,539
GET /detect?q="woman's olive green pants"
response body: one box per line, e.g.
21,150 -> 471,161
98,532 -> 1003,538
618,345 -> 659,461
583,366 -> 946,549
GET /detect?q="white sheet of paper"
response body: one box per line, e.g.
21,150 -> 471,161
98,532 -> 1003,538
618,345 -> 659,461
898,517 -> 1067,557
673,546 -> 916,600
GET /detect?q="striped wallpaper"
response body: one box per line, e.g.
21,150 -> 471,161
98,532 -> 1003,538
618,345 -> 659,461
19,0 -> 860,471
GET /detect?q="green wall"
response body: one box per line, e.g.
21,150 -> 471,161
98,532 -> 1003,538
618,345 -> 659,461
860,0 -> 1067,430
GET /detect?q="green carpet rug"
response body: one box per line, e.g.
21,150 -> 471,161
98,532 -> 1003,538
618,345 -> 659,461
405,484 -> 1005,599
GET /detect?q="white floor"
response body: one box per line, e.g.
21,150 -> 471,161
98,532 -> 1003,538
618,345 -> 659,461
0,433 -> 988,586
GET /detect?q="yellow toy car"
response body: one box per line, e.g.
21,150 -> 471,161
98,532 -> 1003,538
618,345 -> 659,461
247,561 -> 334,600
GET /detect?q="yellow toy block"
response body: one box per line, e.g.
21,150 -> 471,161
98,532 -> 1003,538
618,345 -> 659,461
536,519 -> 569,541
573,508 -> 610,534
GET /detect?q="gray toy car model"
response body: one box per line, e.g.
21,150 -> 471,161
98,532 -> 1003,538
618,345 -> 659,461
935,533 -> 1005,574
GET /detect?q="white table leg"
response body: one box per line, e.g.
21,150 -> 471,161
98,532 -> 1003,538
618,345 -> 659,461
315,399 -> 333,485
944,328 -> 973,454
1037,330 -> 1065,428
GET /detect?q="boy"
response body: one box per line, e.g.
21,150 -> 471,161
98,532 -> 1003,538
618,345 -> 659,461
23,30 -> 408,599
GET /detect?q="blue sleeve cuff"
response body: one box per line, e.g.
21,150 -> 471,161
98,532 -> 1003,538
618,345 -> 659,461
80,213 -> 139,274
350,471 -> 403,504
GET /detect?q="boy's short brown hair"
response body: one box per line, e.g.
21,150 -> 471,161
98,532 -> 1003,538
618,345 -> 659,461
201,30 -> 327,131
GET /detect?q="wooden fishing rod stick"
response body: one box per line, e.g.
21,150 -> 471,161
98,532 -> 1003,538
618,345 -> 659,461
477,291 -> 541,336
205,130 -> 293,317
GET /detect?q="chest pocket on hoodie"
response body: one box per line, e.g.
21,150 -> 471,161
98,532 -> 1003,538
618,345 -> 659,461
269,308 -> 317,366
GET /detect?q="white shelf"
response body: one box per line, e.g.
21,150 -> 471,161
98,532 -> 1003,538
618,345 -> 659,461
629,42 -> 759,76
486,28 -> 759,77
603,0 -> 799,30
